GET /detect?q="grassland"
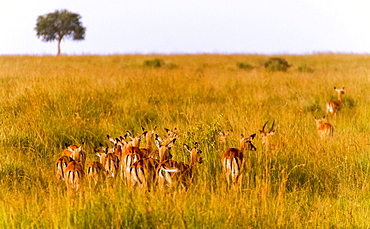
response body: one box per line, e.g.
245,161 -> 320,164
0,54 -> 370,228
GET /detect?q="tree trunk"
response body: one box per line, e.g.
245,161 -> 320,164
57,38 -> 62,56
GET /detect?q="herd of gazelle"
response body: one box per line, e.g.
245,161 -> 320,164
315,86 -> 345,138
221,86 -> 345,187
55,87 -> 345,192
55,127 -> 204,193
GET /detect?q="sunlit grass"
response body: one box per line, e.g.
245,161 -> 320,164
0,54 -> 370,228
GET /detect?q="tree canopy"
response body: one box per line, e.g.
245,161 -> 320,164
35,9 -> 86,56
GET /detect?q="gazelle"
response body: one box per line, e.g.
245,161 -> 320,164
55,156 -> 74,181
62,144 -> 86,169
157,142 -> 202,190
326,87 -> 345,116
121,142 -> 145,183
107,135 -> 128,159
221,133 -> 256,188
96,147 -> 120,179
259,121 -> 276,152
129,158 -> 159,192
65,161 -> 85,193
147,128 -> 177,159
126,130 -> 147,148
218,130 -> 231,150
140,126 -> 157,158
165,127 -> 178,139
314,116 -> 334,138
129,136 -> 176,190
86,161 -> 107,188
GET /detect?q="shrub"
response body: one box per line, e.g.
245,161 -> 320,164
166,63 -> 178,69
144,58 -> 164,68
297,64 -> 314,73
264,57 -> 290,72
236,62 -> 254,70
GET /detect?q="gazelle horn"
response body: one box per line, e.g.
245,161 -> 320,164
270,120 -> 275,132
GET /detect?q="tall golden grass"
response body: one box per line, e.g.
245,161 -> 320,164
0,54 -> 370,228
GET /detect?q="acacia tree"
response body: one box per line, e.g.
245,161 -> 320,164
35,9 -> 86,56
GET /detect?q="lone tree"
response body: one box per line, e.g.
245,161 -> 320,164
35,9 -> 86,56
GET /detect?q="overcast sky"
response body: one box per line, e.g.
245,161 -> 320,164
1,0 -> 370,55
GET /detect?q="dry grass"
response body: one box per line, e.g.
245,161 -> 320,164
0,54 -> 370,228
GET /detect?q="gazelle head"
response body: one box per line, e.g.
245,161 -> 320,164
155,135 -> 176,162
259,121 -> 275,146
314,116 -> 325,127
142,126 -> 157,136
184,142 -> 203,165
240,133 -> 257,151
334,86 -> 345,96
314,116 -> 334,138
107,134 -> 129,152
218,130 -> 231,146
165,127 -> 178,141
126,130 -> 147,147
64,143 -> 81,153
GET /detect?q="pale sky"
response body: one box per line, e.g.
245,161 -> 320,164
1,0 -> 370,55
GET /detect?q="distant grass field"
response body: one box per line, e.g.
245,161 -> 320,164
1,54 -> 370,228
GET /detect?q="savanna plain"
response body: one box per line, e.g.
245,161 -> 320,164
1,54 -> 370,228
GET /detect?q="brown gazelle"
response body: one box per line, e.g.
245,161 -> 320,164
140,126 -> 157,158
326,87 -> 345,117
129,158 -> 159,191
148,128 -> 177,159
164,127 -> 178,140
65,161 -> 85,194
86,161 -> 107,188
96,147 -> 120,179
259,121 -> 276,152
62,144 -> 86,169
120,131 -> 146,183
107,135 -> 128,159
155,135 -> 176,163
126,130 -> 147,148
55,156 -> 74,181
314,116 -> 334,138
128,132 -> 177,191
218,131 -> 231,150
157,142 -> 202,190
222,133 -> 256,188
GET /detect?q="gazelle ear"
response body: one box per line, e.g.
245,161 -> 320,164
155,139 -> 161,150
107,135 -> 116,144
140,131 -> 148,138
155,134 -> 163,143
183,144 -> 191,152
167,138 -> 176,149
141,126 -> 145,132
241,134 -> 244,138
126,131 -> 133,140
119,136 -> 128,144
250,133 -> 256,140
